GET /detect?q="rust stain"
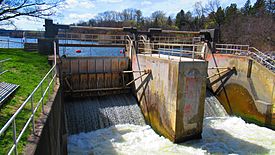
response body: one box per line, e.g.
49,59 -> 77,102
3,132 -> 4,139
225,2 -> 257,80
217,83 -> 266,124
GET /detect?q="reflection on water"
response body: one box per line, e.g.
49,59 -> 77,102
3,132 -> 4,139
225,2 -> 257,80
68,117 -> 275,155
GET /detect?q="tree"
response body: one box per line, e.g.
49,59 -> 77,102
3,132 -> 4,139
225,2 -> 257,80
225,4 -> 239,23
121,8 -> 137,21
251,0 -> 266,16
0,0 -> 64,25
203,0 -> 222,29
241,0 -> 252,15
205,0 -> 221,14
136,10 -> 142,24
151,11 -> 167,28
266,0 -> 275,15
167,16 -> 173,26
193,2 -> 206,30
175,10 -> 185,30
194,1 -> 204,18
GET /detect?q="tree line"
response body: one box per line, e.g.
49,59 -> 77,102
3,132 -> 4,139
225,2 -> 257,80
75,0 -> 275,51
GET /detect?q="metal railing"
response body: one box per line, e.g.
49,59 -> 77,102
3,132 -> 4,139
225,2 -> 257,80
0,58 -> 11,75
151,35 -> 195,44
58,32 -> 128,45
215,44 -> 250,54
138,40 -> 208,61
0,43 -> 57,155
215,44 -> 275,72
0,39 -> 24,49
248,48 -> 275,71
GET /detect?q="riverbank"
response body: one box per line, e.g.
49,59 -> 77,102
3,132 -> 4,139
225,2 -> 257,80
0,48 -> 50,154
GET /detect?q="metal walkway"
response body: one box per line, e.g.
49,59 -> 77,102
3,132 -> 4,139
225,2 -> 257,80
65,93 -> 145,135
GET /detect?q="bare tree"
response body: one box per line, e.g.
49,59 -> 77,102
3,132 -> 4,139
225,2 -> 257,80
194,1 -> 204,18
205,0 -> 221,13
0,0 -> 64,24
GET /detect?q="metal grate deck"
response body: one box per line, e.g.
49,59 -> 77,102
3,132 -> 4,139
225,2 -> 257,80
0,82 -> 19,105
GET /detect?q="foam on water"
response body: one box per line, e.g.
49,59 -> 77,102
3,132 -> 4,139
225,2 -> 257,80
68,116 -> 275,155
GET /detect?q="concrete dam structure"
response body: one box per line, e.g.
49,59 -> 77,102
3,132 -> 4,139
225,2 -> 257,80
1,20 -> 275,155
206,51 -> 275,128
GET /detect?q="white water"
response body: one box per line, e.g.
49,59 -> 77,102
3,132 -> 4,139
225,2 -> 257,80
68,116 -> 275,155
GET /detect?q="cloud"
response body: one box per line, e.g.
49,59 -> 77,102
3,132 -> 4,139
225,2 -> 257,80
141,0 -> 152,6
65,0 -> 95,9
97,0 -> 123,3
69,13 -> 96,21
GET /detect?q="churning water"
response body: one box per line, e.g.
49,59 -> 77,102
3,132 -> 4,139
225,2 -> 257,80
204,90 -> 228,117
65,94 -> 145,135
68,117 -> 275,155
67,91 -> 275,155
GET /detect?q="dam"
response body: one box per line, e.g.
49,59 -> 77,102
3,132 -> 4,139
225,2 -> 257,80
0,19 -> 275,154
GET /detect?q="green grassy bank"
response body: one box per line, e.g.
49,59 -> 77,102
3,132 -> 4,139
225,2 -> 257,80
0,48 -> 51,154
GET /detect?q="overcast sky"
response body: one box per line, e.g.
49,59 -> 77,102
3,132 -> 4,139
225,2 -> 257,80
1,0 -> 256,30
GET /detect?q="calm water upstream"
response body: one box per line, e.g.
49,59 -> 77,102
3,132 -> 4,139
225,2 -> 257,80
0,36 -> 124,57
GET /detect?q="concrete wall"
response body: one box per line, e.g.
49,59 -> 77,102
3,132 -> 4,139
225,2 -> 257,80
33,87 -> 67,155
38,38 -> 59,55
206,54 -> 275,127
132,54 -> 207,142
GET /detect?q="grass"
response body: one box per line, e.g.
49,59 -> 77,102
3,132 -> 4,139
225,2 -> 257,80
0,48 -> 51,154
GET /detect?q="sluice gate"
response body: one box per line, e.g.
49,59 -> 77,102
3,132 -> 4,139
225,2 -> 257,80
60,56 -> 146,135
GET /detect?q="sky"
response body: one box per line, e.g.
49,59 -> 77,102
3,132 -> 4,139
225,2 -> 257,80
1,0 -> 256,30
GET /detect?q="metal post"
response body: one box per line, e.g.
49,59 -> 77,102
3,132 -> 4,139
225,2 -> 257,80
12,120 -> 17,155
41,83 -> 44,114
180,45 -> 182,62
192,45 -> 195,61
151,42 -> 153,57
168,45 -> 171,60
122,74 -> 125,87
31,96 -> 35,135
48,76 -> 50,102
171,45 -> 174,59
158,43 -> 160,58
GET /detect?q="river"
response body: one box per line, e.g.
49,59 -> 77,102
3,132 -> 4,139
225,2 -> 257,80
0,36 -> 125,57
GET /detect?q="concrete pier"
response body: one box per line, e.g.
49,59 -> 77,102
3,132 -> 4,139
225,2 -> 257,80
132,54 -> 208,142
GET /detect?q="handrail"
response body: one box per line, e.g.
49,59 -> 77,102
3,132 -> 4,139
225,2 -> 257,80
249,47 -> 275,64
142,42 -> 203,47
0,58 -> 11,75
70,26 -> 124,31
0,39 -> 24,44
138,40 -> 207,61
249,52 -> 275,70
216,43 -> 250,47
214,44 -> 275,72
0,42 -> 57,155
0,58 -> 11,63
